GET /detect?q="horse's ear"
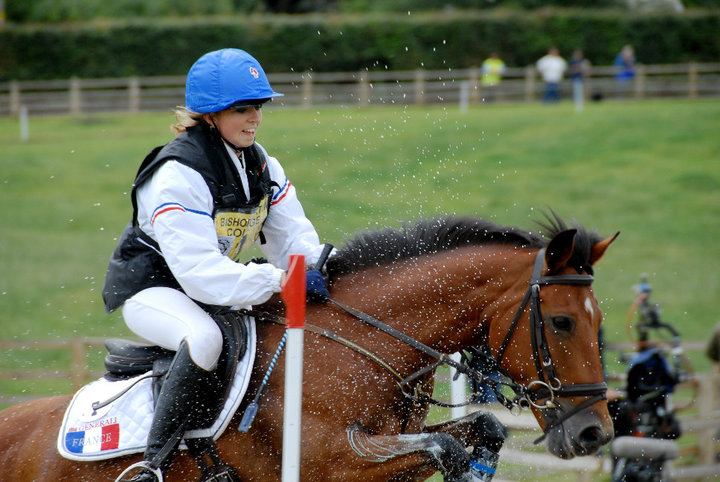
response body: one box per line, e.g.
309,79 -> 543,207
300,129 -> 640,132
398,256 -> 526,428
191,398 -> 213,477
545,229 -> 577,273
590,231 -> 620,265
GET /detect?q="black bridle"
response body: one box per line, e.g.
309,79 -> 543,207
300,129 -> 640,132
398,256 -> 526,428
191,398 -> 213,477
491,248 -> 608,442
497,249 -> 607,403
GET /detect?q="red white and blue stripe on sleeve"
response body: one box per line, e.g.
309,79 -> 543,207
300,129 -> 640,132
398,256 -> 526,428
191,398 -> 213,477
149,177 -> 290,224
271,178 -> 292,206
151,202 -> 212,225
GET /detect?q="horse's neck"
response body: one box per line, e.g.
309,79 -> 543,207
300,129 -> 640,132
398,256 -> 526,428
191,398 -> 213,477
340,245 -> 535,354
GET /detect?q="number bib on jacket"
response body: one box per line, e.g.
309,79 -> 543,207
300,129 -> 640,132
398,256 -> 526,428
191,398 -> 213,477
215,196 -> 269,261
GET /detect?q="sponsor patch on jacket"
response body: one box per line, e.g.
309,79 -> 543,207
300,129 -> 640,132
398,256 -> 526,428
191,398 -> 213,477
215,196 -> 269,261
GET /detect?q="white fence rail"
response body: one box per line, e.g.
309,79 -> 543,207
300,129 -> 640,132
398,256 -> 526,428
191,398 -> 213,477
1,62 -> 719,117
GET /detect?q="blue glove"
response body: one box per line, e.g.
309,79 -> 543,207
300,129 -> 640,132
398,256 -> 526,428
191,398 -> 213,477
306,270 -> 329,303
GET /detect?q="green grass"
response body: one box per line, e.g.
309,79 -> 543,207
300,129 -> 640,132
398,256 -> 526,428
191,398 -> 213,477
1,99 -> 719,389
1,99 -> 718,481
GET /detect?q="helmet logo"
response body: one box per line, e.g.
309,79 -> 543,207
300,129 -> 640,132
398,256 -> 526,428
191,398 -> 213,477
249,67 -> 259,79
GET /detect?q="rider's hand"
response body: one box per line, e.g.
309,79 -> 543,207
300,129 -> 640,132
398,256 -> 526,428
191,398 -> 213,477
305,269 -> 329,303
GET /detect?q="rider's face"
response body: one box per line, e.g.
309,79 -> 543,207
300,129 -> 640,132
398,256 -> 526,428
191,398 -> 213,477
208,104 -> 263,148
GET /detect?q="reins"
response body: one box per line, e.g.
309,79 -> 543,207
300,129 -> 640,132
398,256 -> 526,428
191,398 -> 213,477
324,298 -> 501,409
242,308 -> 405,384
246,247 -> 608,442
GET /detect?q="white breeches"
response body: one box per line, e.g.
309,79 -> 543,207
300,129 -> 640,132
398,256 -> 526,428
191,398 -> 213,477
122,287 -> 223,371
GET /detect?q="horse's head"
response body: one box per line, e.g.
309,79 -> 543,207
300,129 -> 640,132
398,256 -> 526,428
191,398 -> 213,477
487,219 -> 619,459
325,213 -> 618,458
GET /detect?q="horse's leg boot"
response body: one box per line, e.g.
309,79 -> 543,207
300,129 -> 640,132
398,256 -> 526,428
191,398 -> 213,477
129,340 -> 222,481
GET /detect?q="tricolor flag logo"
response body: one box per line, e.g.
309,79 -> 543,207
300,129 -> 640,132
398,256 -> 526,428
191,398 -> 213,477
65,423 -> 120,454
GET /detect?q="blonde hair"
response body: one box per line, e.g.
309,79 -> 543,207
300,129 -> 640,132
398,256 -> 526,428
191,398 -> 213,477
171,106 -> 205,135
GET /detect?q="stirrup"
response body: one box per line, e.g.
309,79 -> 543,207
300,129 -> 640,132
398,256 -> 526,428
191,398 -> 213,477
114,461 -> 164,482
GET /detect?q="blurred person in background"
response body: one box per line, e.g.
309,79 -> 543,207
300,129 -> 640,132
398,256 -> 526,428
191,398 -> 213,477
614,44 -> 636,98
480,52 -> 506,102
569,48 -> 591,112
536,46 -> 567,103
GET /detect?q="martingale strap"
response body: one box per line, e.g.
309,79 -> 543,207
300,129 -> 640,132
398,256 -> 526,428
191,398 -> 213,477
243,307 -> 496,410
241,309 -> 405,385
326,299 -> 446,362
325,299 -> 495,393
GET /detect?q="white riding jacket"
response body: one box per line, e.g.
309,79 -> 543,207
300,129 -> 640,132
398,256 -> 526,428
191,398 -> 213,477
135,142 -> 326,308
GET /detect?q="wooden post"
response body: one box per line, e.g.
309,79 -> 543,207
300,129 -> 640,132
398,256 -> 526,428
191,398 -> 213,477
459,81 -> 470,114
19,105 -> 29,141
69,77 -> 81,115
468,67 -> 480,104
524,66 -> 535,103
697,373 -> 718,465
634,65 -> 645,99
9,80 -> 20,117
70,338 -> 86,390
128,76 -> 140,113
414,69 -> 425,106
449,353 -> 467,419
358,70 -> 369,107
302,72 -> 313,109
688,62 -> 698,99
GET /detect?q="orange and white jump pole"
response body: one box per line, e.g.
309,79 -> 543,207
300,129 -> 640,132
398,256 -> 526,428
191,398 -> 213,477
280,254 -> 306,482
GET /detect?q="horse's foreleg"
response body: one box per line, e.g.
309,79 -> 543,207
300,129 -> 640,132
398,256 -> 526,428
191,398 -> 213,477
346,423 -> 471,481
424,410 -> 507,480
425,409 -> 507,449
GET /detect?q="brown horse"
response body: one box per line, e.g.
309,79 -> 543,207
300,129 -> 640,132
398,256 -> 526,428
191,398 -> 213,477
0,214 -> 618,481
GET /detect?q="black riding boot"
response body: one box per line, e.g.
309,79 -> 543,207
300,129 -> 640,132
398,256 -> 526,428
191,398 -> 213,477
128,340 -> 221,481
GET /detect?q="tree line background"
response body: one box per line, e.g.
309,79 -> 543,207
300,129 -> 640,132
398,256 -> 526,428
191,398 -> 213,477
4,0 -> 719,20
1,0 -> 718,81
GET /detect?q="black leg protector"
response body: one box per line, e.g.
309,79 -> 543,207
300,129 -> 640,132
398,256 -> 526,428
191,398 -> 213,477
469,411 -> 507,481
431,433 -> 471,482
470,410 -> 507,453
129,340 -> 222,481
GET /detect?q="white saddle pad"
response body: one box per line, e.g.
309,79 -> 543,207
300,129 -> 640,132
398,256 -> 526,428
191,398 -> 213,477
57,316 -> 256,461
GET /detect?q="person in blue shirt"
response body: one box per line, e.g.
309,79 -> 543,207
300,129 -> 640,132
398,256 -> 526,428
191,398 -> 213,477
614,45 -> 636,97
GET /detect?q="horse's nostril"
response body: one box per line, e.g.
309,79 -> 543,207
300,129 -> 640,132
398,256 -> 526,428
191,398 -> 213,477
579,425 -> 604,449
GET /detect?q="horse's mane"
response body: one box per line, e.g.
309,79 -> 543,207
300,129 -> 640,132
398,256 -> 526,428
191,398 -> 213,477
326,211 -> 603,277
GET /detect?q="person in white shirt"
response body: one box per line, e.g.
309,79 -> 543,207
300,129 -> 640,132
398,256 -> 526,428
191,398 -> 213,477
536,47 -> 568,103
103,48 -> 330,480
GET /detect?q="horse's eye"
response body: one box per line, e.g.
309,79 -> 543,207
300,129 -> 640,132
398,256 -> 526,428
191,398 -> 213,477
551,315 -> 574,332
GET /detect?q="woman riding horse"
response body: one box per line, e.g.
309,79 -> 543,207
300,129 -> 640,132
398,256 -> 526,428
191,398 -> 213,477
102,48 -> 331,480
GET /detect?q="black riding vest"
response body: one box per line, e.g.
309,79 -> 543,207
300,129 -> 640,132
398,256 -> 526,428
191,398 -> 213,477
102,123 -> 273,313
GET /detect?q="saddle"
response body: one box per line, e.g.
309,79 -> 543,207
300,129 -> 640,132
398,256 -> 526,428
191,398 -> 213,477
101,310 -> 248,479
102,310 -> 248,425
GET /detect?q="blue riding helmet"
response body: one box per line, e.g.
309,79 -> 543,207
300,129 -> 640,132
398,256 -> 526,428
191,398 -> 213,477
185,48 -> 283,114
